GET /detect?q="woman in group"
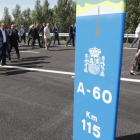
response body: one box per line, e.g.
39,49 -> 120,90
130,46 -> 140,75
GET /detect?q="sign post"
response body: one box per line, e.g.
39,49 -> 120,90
73,0 -> 126,140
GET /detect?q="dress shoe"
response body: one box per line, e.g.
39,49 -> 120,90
18,57 -> 22,60
2,63 -> 7,66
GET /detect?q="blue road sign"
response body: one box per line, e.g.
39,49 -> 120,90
73,0 -> 126,140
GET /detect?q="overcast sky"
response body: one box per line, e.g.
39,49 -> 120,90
0,0 -> 59,20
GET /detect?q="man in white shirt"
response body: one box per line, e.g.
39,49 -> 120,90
130,23 -> 140,48
44,23 -> 51,51
0,23 -> 10,65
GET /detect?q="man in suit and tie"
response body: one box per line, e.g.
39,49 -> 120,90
0,23 -> 10,65
40,23 -> 46,47
34,24 -> 42,48
66,23 -> 75,46
9,24 -> 21,60
28,25 -> 35,49
53,23 -> 60,45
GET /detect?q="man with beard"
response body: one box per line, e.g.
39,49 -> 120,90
9,24 -> 22,60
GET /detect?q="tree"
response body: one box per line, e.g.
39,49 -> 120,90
22,8 -> 32,31
12,4 -> 21,20
125,0 -> 140,34
32,0 -> 43,25
2,7 -> 12,27
42,0 -> 54,29
53,0 -> 76,33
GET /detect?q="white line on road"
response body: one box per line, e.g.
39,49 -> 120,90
121,78 -> 140,83
0,65 -> 140,83
123,48 -> 137,50
20,51 -> 40,53
0,65 -> 74,75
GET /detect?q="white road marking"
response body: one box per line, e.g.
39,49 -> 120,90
0,65 -> 140,83
0,65 -> 74,75
20,51 -> 40,53
123,48 -> 137,50
121,78 -> 140,83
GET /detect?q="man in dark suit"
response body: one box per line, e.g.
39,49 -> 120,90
53,23 -> 60,45
9,24 -> 21,59
40,23 -> 46,47
34,24 -> 42,48
28,25 -> 35,49
66,23 -> 75,46
0,23 -> 10,65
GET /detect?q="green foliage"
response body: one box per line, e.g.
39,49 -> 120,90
2,7 -> 12,27
53,0 -> 76,33
12,4 -> 21,20
32,0 -> 43,24
0,0 -> 76,32
125,0 -> 140,34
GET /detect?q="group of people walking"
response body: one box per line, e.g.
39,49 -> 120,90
27,23 -> 51,50
0,23 -> 21,66
25,22 -> 76,49
0,22 -> 76,66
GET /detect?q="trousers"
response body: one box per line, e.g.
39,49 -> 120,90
10,43 -> 20,58
0,43 -> 7,64
44,38 -> 51,49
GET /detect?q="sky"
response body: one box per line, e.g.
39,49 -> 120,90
0,0 -> 59,20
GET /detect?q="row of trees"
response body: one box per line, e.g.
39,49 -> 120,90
0,0 -> 139,36
0,0 -> 76,32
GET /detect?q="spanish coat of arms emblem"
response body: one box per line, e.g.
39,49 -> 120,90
84,46 -> 105,77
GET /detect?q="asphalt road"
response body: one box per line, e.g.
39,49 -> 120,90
0,43 -> 140,140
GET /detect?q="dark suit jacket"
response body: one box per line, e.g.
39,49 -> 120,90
0,29 -> 9,47
28,28 -> 35,38
8,29 -> 19,45
34,27 -> 39,37
53,27 -> 59,36
40,26 -> 45,36
15,29 -> 19,42
74,26 -> 76,34
69,26 -> 74,35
